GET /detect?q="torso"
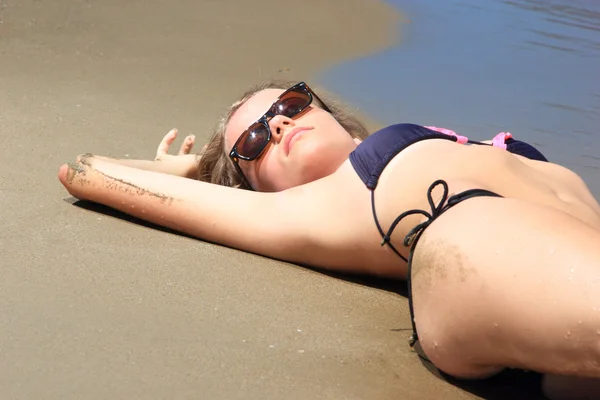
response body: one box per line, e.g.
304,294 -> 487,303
321,129 -> 600,278
377,138 -> 600,229
301,125 -> 600,379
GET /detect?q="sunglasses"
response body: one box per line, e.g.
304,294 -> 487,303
229,82 -> 331,187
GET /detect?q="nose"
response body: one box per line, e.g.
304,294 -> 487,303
269,115 -> 295,143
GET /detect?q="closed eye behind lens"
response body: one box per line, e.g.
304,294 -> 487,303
239,125 -> 270,158
276,94 -> 311,118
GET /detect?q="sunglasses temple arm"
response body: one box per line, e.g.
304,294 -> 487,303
312,91 -> 332,113
232,159 -> 257,191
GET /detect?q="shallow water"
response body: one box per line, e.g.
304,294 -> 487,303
319,0 -> 600,199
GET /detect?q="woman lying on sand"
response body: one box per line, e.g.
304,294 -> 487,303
59,81 -> 600,399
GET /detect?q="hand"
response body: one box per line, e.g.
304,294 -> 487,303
156,128 -> 197,160
154,129 -> 205,178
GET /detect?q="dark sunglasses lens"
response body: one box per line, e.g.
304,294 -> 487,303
238,123 -> 269,159
274,89 -> 311,118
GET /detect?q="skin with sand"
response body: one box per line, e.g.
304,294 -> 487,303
58,82 -> 600,399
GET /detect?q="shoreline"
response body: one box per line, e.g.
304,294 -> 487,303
317,0 -> 600,200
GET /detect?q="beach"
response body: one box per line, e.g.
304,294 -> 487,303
1,1 -> 546,399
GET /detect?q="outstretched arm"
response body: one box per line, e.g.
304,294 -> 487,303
57,155 -> 387,276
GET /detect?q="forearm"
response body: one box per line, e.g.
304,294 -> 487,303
93,155 -> 200,178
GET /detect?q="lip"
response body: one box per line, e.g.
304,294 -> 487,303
284,126 -> 313,156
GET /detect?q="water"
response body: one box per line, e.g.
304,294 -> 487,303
318,0 -> 600,198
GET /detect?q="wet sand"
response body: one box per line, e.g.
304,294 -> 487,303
1,1 -> 544,399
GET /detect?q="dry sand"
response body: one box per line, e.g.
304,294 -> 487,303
0,1 -> 545,399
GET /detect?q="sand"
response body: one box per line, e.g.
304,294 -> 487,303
0,1 -> 544,399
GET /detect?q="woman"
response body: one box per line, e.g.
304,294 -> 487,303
58,80 -> 600,399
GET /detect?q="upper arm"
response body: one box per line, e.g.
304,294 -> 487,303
268,161 -> 383,273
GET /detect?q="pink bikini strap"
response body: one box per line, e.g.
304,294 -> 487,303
427,126 -> 515,150
425,126 -> 468,144
491,132 -> 513,150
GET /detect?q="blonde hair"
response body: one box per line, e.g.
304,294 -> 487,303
197,80 -> 369,190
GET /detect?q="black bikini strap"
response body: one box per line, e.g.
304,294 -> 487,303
384,181 -> 501,249
373,180 -> 502,348
466,139 -> 492,146
371,189 -> 408,263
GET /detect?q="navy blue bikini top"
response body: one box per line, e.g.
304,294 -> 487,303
350,124 -> 477,190
349,123 -> 548,191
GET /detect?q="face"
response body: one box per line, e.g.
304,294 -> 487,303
225,88 -> 360,192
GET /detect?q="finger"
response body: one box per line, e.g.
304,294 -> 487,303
178,134 -> 195,155
58,159 -> 94,198
156,129 -> 178,159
